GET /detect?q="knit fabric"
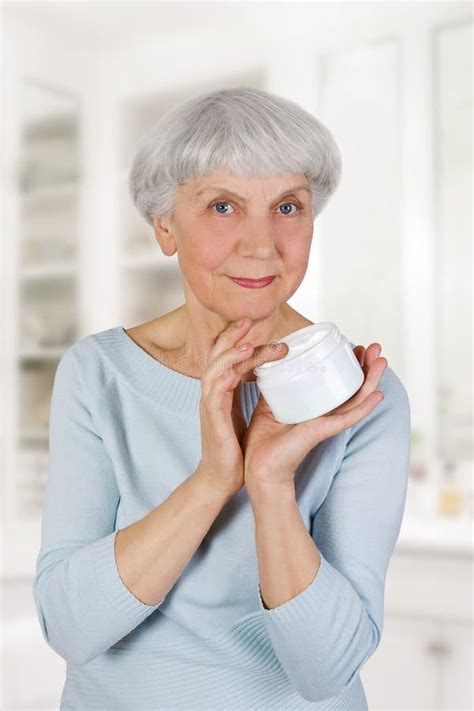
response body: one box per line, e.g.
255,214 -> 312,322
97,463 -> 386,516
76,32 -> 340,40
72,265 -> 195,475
32,325 -> 411,710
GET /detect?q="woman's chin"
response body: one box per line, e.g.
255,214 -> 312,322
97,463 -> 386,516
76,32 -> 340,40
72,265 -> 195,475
224,302 -> 288,325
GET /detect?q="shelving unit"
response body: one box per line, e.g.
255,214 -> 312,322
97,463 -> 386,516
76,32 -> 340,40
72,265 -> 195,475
118,165 -> 179,327
14,82 -> 81,521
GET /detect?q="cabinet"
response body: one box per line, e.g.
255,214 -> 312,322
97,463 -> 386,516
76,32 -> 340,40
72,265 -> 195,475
2,544 -> 471,710
362,616 -> 473,710
363,616 -> 443,710
361,550 -> 473,710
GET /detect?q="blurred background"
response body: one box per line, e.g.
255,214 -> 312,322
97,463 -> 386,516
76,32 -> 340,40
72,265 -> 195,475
1,1 -> 472,709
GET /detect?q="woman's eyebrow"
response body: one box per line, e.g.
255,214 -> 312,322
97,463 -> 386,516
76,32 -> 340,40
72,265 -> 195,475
194,185 -> 311,201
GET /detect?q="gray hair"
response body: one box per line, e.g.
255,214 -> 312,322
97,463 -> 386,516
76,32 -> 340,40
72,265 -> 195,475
128,86 -> 342,227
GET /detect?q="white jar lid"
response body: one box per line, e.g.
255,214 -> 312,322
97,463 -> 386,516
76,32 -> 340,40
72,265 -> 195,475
254,322 -> 339,377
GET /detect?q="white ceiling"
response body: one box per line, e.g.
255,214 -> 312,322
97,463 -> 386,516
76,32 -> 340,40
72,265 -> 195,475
4,1 -> 305,52
4,1 -> 469,54
6,1 -> 248,50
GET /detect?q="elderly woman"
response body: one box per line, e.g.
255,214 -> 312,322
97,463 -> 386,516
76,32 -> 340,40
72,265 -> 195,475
33,86 -> 410,710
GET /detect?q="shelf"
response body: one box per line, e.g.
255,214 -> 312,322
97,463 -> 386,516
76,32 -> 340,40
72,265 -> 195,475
121,252 -> 177,270
20,427 -> 49,442
20,263 -> 77,280
19,347 -> 67,360
20,178 -> 80,205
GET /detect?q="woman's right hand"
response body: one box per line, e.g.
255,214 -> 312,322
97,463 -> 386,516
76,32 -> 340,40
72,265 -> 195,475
195,316 -> 288,499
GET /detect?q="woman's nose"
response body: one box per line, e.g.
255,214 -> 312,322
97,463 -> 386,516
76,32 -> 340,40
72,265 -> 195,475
236,218 -> 277,255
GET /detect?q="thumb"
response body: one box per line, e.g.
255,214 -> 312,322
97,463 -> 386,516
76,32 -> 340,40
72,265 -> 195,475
252,392 -> 274,417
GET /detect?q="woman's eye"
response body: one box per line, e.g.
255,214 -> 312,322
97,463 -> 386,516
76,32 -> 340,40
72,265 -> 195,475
278,202 -> 300,216
211,201 -> 235,215
210,200 -> 301,216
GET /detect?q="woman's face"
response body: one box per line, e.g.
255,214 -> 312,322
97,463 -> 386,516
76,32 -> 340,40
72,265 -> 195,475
154,169 -> 314,322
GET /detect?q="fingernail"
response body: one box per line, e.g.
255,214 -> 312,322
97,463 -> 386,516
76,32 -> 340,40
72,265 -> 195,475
269,342 -> 283,351
235,319 -> 245,328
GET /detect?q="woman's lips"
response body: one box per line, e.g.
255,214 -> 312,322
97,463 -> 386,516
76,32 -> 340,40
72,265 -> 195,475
229,276 -> 276,289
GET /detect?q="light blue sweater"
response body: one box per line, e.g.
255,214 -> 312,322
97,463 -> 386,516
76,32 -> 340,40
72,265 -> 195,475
33,325 -> 411,710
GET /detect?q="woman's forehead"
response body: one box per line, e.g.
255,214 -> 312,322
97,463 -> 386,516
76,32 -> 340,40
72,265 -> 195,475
184,171 -> 310,202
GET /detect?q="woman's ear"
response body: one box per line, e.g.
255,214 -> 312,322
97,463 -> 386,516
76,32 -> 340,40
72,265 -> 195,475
152,217 -> 177,257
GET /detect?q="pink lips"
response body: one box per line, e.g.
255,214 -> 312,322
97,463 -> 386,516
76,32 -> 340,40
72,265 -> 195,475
229,276 -> 276,289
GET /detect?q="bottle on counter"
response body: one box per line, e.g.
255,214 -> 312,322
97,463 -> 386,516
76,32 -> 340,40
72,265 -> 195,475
406,429 -> 435,519
437,460 -> 464,518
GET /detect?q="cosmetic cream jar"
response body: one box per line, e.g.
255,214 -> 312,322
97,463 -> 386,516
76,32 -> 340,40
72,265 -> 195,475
253,322 -> 364,424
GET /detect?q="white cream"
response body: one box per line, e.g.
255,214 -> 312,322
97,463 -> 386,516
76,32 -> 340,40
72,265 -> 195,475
253,322 -> 364,424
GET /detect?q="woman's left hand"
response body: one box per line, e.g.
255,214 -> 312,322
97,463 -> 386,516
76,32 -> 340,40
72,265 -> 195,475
242,342 -> 388,491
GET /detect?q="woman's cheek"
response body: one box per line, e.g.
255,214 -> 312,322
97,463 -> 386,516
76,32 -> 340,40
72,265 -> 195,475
203,243 -> 229,269
186,242 -> 228,273
279,240 -> 309,270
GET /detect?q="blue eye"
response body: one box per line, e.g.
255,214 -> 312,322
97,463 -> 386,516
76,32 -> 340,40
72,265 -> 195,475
278,202 -> 299,215
210,200 -> 301,216
211,201 -> 235,215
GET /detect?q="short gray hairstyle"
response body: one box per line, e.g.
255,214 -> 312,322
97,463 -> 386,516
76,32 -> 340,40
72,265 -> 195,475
128,86 -> 342,226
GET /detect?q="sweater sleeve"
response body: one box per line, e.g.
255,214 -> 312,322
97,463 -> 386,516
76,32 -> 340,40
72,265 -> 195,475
255,365 -> 411,703
32,345 -> 165,668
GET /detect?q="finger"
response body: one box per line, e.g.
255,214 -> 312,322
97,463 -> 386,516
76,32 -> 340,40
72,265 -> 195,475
200,366 -> 244,441
203,345 -> 253,445
361,345 -> 384,391
332,356 -> 387,415
336,343 -> 386,412
208,338 -> 290,385
301,390 -> 385,444
210,317 -> 254,361
326,390 -> 384,433
352,345 -> 365,368
363,342 -> 382,367
202,342 -> 258,395
234,341 -> 290,376
356,355 -> 387,397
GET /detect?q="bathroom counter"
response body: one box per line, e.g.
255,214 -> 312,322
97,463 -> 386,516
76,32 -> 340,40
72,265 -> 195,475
396,513 -> 473,557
